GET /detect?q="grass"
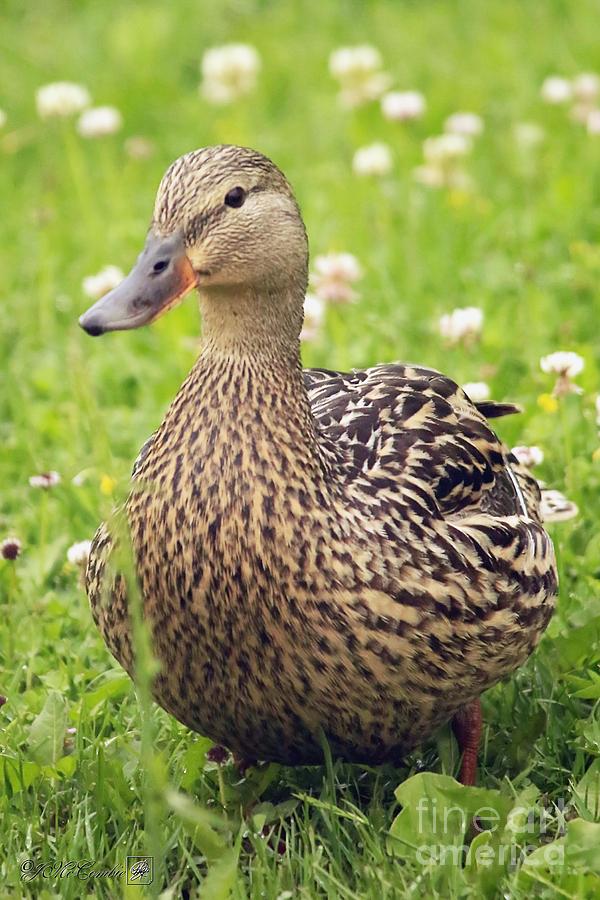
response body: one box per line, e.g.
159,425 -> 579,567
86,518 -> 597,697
1,0 -> 600,896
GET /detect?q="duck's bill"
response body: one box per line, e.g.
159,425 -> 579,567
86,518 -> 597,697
79,231 -> 198,336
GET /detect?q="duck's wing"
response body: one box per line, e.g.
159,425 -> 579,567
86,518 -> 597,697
304,363 -> 541,522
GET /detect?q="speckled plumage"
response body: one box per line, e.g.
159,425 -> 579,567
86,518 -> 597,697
85,146 -> 558,766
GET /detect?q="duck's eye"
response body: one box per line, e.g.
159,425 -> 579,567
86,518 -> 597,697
153,259 -> 169,273
224,186 -> 246,208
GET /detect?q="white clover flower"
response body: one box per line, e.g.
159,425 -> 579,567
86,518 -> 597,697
540,351 -> 584,396
413,165 -> 446,188
513,122 -> 545,149
200,44 -> 261,105
67,540 -> 92,567
124,136 -> 155,159
1,538 -> 22,561
511,445 -> 545,468
329,45 -> 390,107
414,164 -> 472,191
381,90 -> 425,122
29,471 -> 61,489
438,307 -> 483,345
329,44 -> 381,79
36,82 -> 91,118
540,76 -> 572,104
463,381 -> 490,402
77,106 -> 122,138
424,133 -> 472,165
300,293 -> 326,342
0,109 -> 6,129
418,135 -> 473,192
587,110 -> 600,135
540,351 -> 584,378
311,253 -> 363,304
595,395 -> 600,426
570,101 -> 596,124
352,142 -> 393,177
313,253 -> 363,282
572,73 -> 600,102
570,73 -> 599,124
444,112 -> 484,137
450,170 -> 474,190
82,265 -> 125,300
341,72 -> 391,108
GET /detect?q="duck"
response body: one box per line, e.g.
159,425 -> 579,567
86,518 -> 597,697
80,144 -> 560,785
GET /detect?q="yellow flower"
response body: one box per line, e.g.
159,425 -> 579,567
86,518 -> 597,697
537,393 -> 558,413
100,474 -> 117,496
592,447 -> 600,462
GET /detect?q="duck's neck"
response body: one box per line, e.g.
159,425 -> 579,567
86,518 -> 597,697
164,284 -> 327,478
198,282 -> 304,365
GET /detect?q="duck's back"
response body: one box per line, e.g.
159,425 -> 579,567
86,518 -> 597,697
304,362 -> 542,523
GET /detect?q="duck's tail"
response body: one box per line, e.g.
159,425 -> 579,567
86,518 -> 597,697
474,400 -> 522,419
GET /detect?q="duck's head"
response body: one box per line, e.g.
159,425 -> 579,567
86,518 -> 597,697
79,145 -> 308,341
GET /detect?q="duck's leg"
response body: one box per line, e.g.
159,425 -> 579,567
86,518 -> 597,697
451,698 -> 482,786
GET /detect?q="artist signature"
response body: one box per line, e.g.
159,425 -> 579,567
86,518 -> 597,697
20,860 -> 124,882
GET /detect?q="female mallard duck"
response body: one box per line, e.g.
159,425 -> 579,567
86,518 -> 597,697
80,145 -> 560,784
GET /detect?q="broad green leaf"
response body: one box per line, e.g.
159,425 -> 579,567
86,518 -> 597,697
390,773 -> 512,862
180,737 -> 213,791
27,691 -> 68,766
578,709 -> 600,756
40,755 -> 77,780
520,835 -> 566,877
564,819 -> 600,873
464,784 -> 541,896
567,671 -> 600,700
165,788 -> 230,861
389,773 -> 548,896
573,759 -> 600,821
248,798 -> 299,833
0,755 -> 42,796
522,818 -> 600,878
251,801 -> 275,833
199,836 -> 241,900
81,671 -> 131,713
550,616 -> 600,671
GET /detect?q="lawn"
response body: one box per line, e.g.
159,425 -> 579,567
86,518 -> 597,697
1,0 -> 600,896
